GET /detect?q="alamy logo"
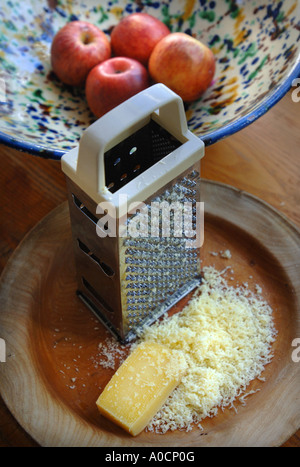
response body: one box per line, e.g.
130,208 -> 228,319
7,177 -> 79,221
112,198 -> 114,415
0,338 -> 6,363
291,338 -> 300,363
0,76 -> 7,103
291,78 -> 300,103
95,196 -> 204,248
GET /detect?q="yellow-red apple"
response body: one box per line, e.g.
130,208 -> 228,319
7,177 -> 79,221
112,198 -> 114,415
148,32 -> 216,102
51,21 -> 111,86
110,13 -> 170,66
85,57 -> 149,118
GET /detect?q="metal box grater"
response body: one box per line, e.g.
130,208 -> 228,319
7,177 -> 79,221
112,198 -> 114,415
61,84 -> 204,343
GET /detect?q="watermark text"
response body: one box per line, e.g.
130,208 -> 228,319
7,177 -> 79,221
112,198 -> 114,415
291,78 -> 300,103
96,196 -> 204,248
291,338 -> 300,362
0,75 -> 7,103
0,338 -> 6,363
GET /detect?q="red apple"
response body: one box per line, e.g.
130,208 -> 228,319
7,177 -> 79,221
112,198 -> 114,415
85,57 -> 149,118
51,21 -> 111,86
148,32 -> 216,102
110,13 -> 170,66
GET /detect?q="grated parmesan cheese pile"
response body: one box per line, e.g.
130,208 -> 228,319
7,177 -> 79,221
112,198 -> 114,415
134,266 -> 278,434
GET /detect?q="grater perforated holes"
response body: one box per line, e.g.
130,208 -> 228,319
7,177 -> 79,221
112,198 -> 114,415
81,277 -> 115,314
72,193 -> 98,224
113,157 -> 121,167
104,119 -> 181,194
77,239 -> 115,277
129,146 -> 137,155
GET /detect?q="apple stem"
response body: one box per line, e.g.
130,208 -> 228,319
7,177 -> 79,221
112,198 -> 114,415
81,31 -> 93,45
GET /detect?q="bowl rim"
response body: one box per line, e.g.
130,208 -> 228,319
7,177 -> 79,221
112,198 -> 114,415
201,59 -> 300,146
0,59 -> 299,159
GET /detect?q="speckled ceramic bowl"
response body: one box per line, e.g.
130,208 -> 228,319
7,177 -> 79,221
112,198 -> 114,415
0,0 -> 299,159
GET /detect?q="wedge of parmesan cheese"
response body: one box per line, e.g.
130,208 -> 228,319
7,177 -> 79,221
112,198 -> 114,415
96,342 -> 187,436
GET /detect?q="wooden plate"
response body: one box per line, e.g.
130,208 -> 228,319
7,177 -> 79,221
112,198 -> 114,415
0,180 -> 299,447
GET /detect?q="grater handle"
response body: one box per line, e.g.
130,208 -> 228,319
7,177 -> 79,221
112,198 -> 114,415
75,84 -> 188,195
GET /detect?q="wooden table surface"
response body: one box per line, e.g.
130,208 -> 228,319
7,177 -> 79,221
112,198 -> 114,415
0,89 -> 299,447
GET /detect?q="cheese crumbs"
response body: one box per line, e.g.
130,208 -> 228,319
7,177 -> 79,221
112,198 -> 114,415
136,266 -> 277,434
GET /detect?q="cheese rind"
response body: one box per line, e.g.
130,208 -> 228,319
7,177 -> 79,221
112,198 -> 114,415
96,342 -> 186,436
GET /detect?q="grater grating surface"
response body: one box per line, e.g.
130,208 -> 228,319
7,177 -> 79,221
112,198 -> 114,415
120,168 -> 202,338
61,84 -> 204,343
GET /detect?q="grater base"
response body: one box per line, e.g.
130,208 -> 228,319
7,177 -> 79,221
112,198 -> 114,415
77,276 -> 202,344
